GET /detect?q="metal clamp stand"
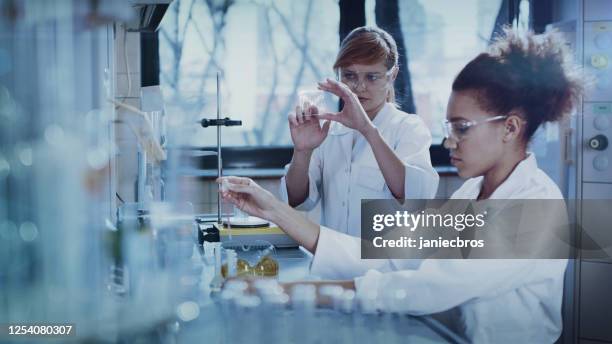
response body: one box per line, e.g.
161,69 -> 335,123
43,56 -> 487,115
199,72 -> 242,225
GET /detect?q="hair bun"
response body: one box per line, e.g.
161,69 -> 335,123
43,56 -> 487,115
453,27 -> 584,141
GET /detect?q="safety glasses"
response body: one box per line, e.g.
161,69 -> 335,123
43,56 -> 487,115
442,115 -> 508,142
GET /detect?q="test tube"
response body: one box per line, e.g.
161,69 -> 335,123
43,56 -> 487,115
225,249 -> 237,278
209,242 -> 223,291
220,179 -> 233,240
202,241 -> 214,264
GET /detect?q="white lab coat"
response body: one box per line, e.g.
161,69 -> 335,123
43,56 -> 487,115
280,103 -> 439,237
309,153 -> 568,343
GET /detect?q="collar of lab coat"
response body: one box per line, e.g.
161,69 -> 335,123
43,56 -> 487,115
466,152 -> 538,199
328,103 -> 394,165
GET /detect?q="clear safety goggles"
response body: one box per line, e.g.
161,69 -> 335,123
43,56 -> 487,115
338,68 -> 394,88
442,115 -> 508,142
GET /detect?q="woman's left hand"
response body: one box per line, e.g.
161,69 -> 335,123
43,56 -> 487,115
315,78 -> 376,136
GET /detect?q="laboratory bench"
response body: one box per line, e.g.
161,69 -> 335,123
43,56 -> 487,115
71,244 -> 468,343
165,245 -> 467,344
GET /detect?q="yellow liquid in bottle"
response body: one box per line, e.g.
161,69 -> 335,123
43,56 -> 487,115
253,255 -> 279,277
221,258 -> 251,278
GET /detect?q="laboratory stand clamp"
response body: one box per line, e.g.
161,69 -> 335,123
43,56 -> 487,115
199,117 -> 242,128
198,72 -> 243,225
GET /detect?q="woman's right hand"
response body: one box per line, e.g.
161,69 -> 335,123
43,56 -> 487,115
288,103 -> 331,152
218,176 -> 322,253
217,176 -> 280,222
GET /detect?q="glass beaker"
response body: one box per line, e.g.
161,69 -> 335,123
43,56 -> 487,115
220,240 -> 279,278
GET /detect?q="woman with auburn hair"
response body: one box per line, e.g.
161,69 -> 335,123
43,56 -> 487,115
281,26 -> 439,237
220,28 -> 583,343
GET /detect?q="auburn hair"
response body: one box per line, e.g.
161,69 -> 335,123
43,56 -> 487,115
334,26 -> 399,103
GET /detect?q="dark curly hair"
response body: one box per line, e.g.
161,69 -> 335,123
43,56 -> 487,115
452,27 -> 583,141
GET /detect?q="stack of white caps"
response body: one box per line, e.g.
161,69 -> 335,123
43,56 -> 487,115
318,285 -> 345,310
290,284 -> 317,310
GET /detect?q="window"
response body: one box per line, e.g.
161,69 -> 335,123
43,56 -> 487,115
159,0 -> 339,147
159,0 -> 503,148
399,0 -> 502,143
